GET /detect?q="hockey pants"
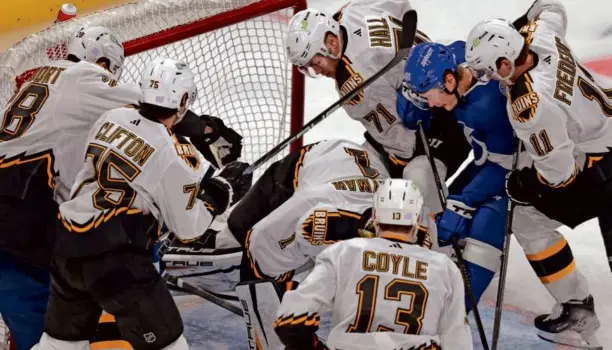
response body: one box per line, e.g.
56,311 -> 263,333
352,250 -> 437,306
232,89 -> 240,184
44,246 -> 184,350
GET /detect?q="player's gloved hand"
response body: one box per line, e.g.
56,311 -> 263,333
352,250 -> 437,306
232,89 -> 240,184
217,161 -> 253,204
172,111 -> 243,168
505,168 -> 542,205
397,84 -> 433,130
202,115 -> 243,160
436,195 -> 476,246
199,161 -> 253,214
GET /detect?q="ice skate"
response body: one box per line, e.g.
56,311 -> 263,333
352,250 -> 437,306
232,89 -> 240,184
535,296 -> 602,350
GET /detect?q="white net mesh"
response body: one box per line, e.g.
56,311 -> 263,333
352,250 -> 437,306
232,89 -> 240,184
0,0 -> 305,174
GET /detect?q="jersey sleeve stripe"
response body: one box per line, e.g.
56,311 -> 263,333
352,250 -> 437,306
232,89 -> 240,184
536,163 -> 578,187
292,144 -> 313,190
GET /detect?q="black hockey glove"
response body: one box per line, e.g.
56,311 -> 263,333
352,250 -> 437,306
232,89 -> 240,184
198,161 -> 253,215
218,161 -> 253,204
505,167 -> 544,205
197,115 -> 243,168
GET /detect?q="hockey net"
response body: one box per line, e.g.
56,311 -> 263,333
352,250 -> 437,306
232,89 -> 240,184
0,0 -> 306,177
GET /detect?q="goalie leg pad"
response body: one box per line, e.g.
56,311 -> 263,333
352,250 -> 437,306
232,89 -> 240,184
236,280 -> 285,350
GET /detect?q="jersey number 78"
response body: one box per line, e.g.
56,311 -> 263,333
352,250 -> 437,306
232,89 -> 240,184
347,275 -> 428,335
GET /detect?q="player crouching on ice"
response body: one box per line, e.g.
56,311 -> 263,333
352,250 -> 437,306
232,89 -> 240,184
274,179 -> 472,350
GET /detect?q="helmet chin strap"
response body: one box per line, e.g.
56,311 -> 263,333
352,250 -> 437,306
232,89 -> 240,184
494,60 -> 516,85
443,71 -> 464,103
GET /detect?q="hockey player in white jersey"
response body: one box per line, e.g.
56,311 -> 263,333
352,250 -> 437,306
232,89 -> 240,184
224,139 -> 439,349
0,26 -> 140,350
284,1 -> 471,213
231,139 -> 390,283
274,179 -> 472,350
32,57 -> 251,350
0,26 -> 243,350
465,1 -> 611,348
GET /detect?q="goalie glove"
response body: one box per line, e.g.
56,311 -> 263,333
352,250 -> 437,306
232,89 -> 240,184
198,115 -> 243,168
197,161 -> 253,215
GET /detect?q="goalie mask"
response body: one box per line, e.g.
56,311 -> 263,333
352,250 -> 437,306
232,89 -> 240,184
285,8 -> 341,78
67,26 -> 125,80
139,57 -> 197,124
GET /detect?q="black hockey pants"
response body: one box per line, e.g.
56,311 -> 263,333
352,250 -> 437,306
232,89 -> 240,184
44,245 -> 183,349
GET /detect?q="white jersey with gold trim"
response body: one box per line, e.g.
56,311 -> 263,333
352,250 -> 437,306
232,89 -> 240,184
58,107 -> 215,242
274,236 -> 472,350
0,60 -> 142,203
508,1 -> 612,187
333,0 -> 421,159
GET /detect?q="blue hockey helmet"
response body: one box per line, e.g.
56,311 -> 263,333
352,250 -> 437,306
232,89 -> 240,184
404,42 -> 458,95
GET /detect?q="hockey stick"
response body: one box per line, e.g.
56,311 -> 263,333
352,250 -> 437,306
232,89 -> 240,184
164,274 -> 243,316
491,138 -> 521,350
416,121 -> 490,350
244,10 -> 418,175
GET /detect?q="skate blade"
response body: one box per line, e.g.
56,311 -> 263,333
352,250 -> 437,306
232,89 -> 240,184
537,330 -> 602,350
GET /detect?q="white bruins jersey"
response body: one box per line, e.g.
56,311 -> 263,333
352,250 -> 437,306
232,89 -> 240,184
508,1 -> 612,187
333,0 -> 424,159
58,107 -> 215,243
246,139 -> 391,279
275,237 -> 472,350
0,60 -> 141,203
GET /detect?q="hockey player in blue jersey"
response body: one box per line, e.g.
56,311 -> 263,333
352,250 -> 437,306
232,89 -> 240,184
397,41 -> 515,310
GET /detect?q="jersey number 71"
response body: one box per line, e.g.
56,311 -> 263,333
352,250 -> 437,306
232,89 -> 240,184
347,275 -> 428,335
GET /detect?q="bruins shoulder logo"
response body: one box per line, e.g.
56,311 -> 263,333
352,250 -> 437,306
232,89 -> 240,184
509,73 -> 539,123
173,135 -> 200,169
336,56 -> 365,105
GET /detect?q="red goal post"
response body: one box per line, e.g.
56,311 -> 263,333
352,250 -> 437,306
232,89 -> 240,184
0,0 -> 307,172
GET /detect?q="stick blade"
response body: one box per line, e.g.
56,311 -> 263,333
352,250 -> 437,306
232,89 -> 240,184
400,10 -> 418,49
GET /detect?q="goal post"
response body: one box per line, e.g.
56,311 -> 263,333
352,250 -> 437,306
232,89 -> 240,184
0,0 -> 307,171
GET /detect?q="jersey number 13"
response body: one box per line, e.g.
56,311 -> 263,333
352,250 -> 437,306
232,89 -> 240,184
347,275 -> 429,335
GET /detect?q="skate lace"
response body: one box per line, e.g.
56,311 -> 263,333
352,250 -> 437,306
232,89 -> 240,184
544,303 -> 564,321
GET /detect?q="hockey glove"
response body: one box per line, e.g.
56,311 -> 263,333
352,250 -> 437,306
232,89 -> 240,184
505,168 -> 542,205
437,195 -> 476,246
198,161 -> 253,215
196,115 -> 243,168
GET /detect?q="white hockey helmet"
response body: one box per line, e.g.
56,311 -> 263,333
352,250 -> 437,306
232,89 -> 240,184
373,179 -> 424,228
67,26 -> 125,80
285,8 -> 341,77
465,18 -> 525,85
139,57 -> 197,123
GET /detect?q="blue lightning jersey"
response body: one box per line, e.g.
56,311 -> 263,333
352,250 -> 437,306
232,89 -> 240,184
397,41 -> 516,207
